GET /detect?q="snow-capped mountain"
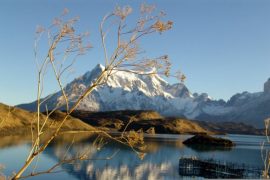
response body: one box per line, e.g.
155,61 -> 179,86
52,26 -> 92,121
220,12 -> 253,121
18,64 -> 270,128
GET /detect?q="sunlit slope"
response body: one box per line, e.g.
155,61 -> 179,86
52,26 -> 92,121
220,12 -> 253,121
0,103 -> 95,136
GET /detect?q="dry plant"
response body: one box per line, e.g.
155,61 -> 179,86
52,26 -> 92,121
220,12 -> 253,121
11,4 -> 173,179
262,118 -> 270,178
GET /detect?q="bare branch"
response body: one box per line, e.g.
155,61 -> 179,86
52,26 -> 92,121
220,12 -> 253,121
12,4 -> 173,179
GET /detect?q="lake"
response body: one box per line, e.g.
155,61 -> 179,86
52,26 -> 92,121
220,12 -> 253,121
0,133 -> 267,179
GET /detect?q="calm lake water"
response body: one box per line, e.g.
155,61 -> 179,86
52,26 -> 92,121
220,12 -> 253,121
0,134 -> 267,180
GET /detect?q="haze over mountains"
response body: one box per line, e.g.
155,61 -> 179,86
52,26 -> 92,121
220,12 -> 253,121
18,64 -> 270,128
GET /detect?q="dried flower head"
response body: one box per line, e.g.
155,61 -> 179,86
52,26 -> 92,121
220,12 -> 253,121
53,18 -> 62,26
180,74 -> 186,82
63,8 -> 69,15
114,6 -> 133,19
137,18 -> 146,30
127,129 -> 144,147
138,152 -> 146,160
175,71 -> 186,83
159,11 -> 166,17
118,41 -> 139,60
85,43 -> 92,49
36,25 -> 45,34
61,24 -> 75,36
68,16 -> 80,24
140,3 -> 155,14
152,20 -> 173,33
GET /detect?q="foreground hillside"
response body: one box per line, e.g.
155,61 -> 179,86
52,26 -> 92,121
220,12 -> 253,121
0,103 -> 95,136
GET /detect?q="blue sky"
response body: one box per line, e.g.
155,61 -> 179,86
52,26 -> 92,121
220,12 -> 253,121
0,0 -> 270,105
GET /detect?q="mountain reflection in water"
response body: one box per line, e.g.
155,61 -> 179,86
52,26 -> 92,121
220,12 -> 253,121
0,133 -> 266,180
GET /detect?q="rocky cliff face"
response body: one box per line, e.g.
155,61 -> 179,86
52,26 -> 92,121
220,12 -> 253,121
18,64 -> 270,128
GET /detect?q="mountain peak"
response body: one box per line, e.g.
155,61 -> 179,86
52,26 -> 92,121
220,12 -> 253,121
93,63 -> 105,72
97,63 -> 105,69
82,64 -> 105,82
18,65 -> 270,128
264,78 -> 270,93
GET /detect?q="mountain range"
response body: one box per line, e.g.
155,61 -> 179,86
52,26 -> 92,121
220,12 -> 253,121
18,64 -> 270,128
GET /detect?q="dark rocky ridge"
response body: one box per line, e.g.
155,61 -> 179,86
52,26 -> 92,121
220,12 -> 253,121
196,121 -> 263,135
70,110 -> 263,135
70,110 -> 211,135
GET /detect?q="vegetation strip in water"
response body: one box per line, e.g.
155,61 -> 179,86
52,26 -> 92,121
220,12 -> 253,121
179,157 -> 264,178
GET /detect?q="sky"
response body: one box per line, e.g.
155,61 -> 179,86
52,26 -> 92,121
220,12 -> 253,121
0,0 -> 270,105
